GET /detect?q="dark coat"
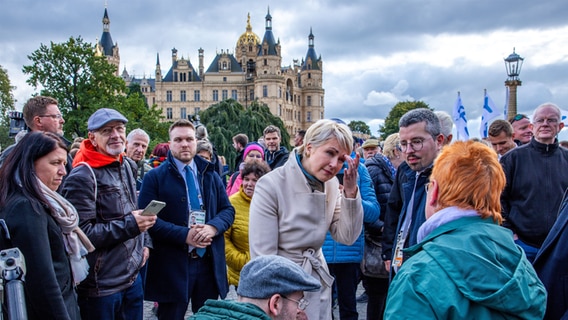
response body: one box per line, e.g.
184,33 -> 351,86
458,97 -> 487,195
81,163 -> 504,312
62,158 -> 143,297
0,191 -> 80,320
533,194 -> 568,320
382,162 -> 431,261
265,146 -> 289,170
139,152 -> 235,302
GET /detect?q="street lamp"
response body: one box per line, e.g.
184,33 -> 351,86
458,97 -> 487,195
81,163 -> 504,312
504,48 -> 524,120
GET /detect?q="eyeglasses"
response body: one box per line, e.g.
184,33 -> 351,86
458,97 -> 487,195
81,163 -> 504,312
39,114 -> 63,120
425,181 -> 433,193
399,137 -> 431,152
534,118 -> 559,125
281,295 -> 309,311
509,114 -> 528,124
97,125 -> 126,136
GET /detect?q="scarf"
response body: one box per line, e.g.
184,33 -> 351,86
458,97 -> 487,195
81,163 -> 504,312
296,153 -> 324,192
38,179 -> 95,285
72,139 -> 123,168
382,155 -> 397,179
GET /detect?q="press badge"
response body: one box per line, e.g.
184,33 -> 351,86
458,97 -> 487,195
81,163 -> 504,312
189,210 -> 206,225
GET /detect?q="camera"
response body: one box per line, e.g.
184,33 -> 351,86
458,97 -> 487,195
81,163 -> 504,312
0,248 -> 27,320
8,111 -> 28,138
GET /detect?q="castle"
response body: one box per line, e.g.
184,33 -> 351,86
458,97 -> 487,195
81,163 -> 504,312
96,7 -> 325,136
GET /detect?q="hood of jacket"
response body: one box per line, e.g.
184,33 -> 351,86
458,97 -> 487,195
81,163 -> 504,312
406,216 -> 546,318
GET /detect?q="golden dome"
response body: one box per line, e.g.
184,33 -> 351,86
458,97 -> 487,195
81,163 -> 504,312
237,13 -> 260,47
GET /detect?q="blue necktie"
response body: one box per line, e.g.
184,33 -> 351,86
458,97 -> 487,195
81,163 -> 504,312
185,166 -> 206,257
185,166 -> 201,210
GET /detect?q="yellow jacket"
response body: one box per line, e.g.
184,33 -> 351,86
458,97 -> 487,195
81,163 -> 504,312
225,187 -> 252,286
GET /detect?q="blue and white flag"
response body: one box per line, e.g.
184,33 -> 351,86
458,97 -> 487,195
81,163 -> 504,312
480,90 -> 499,138
452,92 -> 469,140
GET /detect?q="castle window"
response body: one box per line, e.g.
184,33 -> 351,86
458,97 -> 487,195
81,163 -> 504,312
222,61 -> 228,70
174,72 -> 178,82
308,73 -> 311,79
213,90 -> 219,101
264,59 -> 267,66
231,90 -> 238,100
307,96 -> 312,107
194,90 -> 201,102
223,77 -> 227,82
249,89 -> 254,101
278,87 -> 282,98
166,91 -> 172,102
278,105 -> 282,116
320,96 -> 324,106
194,107 -> 201,115
180,107 -> 187,120
166,108 -> 173,120
263,85 -> 268,97
222,90 -> 228,100
307,111 -> 312,122
180,90 -> 186,102
249,45 -> 252,52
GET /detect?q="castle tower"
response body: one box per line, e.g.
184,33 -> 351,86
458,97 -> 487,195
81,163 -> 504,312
299,28 -> 325,125
95,6 -> 120,75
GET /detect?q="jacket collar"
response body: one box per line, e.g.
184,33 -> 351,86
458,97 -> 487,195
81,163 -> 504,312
530,137 -> 559,154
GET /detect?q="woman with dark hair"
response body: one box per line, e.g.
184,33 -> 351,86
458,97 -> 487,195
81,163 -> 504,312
149,142 -> 170,168
0,131 -> 94,320
225,161 -> 271,288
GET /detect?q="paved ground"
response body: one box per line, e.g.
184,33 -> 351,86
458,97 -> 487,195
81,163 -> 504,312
143,283 -> 368,319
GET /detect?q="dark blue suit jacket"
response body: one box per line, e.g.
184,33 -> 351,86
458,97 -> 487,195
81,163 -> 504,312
139,152 -> 235,302
533,194 -> 568,320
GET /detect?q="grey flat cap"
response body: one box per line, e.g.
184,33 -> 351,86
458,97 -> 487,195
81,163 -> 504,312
88,108 -> 128,131
237,255 -> 321,299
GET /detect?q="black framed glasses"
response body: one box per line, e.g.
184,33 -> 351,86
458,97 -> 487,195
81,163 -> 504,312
39,114 -> 63,120
509,114 -> 528,124
281,295 -> 309,310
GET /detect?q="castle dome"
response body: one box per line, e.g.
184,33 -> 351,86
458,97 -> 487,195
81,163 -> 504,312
236,13 -> 260,48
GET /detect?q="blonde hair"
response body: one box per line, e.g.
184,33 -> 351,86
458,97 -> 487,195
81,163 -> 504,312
382,133 -> 400,159
431,140 -> 505,224
298,119 -> 353,156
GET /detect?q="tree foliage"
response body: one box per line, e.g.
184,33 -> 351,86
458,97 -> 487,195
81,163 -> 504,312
379,100 -> 431,139
22,36 -> 125,138
21,36 -> 169,150
348,120 -> 371,136
0,66 -> 16,150
199,99 -> 290,170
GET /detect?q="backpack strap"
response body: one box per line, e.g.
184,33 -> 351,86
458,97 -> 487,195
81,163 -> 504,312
76,162 -> 97,199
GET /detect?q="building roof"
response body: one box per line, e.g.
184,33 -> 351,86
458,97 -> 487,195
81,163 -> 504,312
259,8 -> 278,56
237,13 -> 261,48
206,52 -> 243,73
162,58 -> 202,82
99,8 -> 115,56
302,28 -> 320,71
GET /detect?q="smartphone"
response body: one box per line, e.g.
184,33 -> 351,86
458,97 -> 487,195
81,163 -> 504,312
141,200 -> 166,216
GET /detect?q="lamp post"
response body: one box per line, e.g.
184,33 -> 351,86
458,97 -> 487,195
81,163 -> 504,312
504,48 -> 524,120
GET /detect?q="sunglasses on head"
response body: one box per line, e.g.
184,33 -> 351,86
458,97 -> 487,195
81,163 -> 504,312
509,114 -> 528,124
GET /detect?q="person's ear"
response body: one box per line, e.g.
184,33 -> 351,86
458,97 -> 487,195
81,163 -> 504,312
267,294 -> 284,316
88,131 -> 97,147
429,180 -> 439,207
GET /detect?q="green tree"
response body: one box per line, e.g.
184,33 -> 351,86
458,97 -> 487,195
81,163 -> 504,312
348,120 -> 371,135
22,36 -> 125,138
0,66 -> 16,150
379,100 -> 431,139
199,99 -> 289,170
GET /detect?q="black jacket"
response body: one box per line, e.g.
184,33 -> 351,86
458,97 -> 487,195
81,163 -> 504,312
500,138 -> 568,248
0,191 -> 81,319
265,146 -> 289,170
62,158 -> 144,297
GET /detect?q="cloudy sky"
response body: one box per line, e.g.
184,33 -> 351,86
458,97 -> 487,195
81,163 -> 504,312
2,0 -> 568,138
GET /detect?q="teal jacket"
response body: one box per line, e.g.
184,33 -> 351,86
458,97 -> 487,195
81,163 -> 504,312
385,215 -> 546,319
189,300 -> 271,320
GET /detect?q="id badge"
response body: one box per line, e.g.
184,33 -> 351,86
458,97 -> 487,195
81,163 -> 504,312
190,210 -> 206,225
393,231 -> 405,268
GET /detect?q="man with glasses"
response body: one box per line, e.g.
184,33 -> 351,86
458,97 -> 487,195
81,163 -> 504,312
501,103 -> 568,263
509,113 -> 533,145
191,255 -> 321,320
0,96 -> 70,173
62,108 -> 156,319
382,108 -> 444,276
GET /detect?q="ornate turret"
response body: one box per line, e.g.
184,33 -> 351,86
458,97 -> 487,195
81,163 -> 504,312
235,13 -> 261,69
95,6 -> 120,75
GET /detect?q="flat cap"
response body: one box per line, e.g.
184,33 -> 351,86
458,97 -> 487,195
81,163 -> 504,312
362,139 -> 379,149
88,108 -> 128,131
237,255 -> 321,299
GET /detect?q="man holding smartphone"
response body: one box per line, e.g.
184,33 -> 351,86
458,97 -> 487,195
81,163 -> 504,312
139,119 -> 235,319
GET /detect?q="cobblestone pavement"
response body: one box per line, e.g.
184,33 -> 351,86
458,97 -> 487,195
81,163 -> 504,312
143,283 -> 368,319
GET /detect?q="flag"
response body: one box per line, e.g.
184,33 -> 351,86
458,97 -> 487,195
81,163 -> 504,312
480,90 -> 499,138
452,92 -> 469,140
561,109 -> 568,127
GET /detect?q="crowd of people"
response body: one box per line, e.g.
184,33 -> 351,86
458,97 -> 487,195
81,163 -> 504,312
0,95 -> 565,319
